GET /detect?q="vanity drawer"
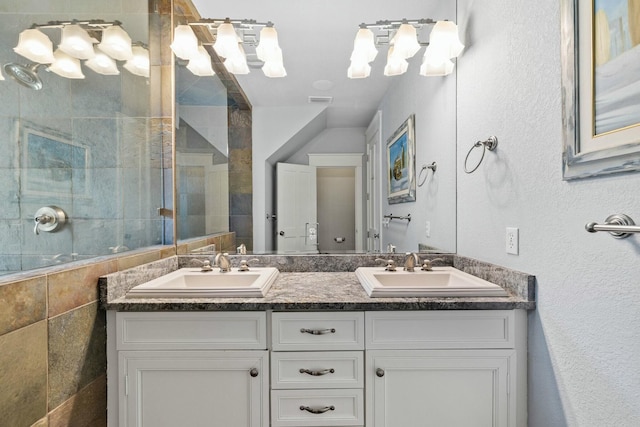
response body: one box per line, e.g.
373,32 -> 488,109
365,310 -> 516,349
271,351 -> 364,389
116,312 -> 267,350
272,312 -> 364,351
271,389 -> 364,426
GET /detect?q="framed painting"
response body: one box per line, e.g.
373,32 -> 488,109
386,114 -> 416,203
20,122 -> 90,198
561,0 -> 640,179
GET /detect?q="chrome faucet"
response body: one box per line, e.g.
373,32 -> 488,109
404,252 -> 420,272
214,253 -> 232,272
421,257 -> 445,271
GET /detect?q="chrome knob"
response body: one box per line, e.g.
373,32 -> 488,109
249,368 -> 259,377
376,368 -> 385,377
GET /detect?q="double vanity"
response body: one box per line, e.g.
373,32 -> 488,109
101,253 -> 535,427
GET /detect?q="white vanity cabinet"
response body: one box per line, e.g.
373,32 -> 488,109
107,312 -> 269,427
365,311 -> 527,427
270,312 -> 366,427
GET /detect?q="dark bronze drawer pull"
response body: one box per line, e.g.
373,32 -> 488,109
300,405 -> 335,414
299,368 -> 335,376
300,328 -> 336,335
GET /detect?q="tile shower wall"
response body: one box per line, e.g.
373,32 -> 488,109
0,0 -> 171,276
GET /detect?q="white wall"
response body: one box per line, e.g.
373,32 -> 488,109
457,1 -> 640,426
378,64 -> 457,253
253,105 -> 327,251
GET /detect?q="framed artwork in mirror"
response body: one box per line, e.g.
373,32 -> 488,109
386,114 -> 416,203
20,121 -> 90,198
561,0 -> 640,180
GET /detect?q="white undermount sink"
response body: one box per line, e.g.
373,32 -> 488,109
355,266 -> 509,298
126,267 -> 279,299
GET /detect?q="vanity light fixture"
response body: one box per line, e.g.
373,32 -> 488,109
173,18 -> 286,78
11,20 -> 145,81
348,19 -> 464,78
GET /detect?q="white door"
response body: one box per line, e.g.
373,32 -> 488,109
120,350 -> 269,427
276,163 -> 318,253
366,112 -> 382,253
367,350 -> 514,427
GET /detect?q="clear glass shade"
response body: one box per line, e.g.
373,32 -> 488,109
48,49 -> 85,79
186,46 -> 215,76
171,25 -> 199,60
98,25 -> 133,61
85,48 -> 119,75
123,45 -> 150,77
58,24 -> 97,60
13,28 -> 56,64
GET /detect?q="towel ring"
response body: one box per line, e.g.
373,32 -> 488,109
417,162 -> 437,187
464,136 -> 498,174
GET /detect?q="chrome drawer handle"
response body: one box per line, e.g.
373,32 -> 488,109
300,405 -> 335,414
299,368 -> 335,376
300,328 -> 336,335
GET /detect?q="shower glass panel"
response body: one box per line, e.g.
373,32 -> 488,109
0,0 -> 171,277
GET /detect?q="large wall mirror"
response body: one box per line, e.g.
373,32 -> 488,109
0,0 -> 172,278
174,0 -> 458,255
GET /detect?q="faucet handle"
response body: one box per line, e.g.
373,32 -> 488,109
375,258 -> 397,272
421,257 -> 445,271
239,258 -> 260,271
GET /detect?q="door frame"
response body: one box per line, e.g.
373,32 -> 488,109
308,153 -> 365,252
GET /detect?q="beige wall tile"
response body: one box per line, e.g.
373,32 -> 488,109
0,321 -> 47,426
49,375 -> 106,427
48,302 -> 106,410
0,276 -> 46,336
47,261 -> 117,317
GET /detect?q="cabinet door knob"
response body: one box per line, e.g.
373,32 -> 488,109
300,405 -> 335,414
299,368 -> 335,376
376,368 -> 385,377
279,231 -> 285,236
300,328 -> 336,335
249,368 -> 259,377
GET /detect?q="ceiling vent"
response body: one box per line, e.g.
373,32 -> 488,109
308,96 -> 333,104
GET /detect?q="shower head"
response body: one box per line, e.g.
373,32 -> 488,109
3,63 -> 44,90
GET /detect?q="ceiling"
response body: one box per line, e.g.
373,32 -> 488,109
189,0 -> 453,128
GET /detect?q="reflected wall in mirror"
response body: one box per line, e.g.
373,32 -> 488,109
175,0 -> 457,254
0,0 -> 172,278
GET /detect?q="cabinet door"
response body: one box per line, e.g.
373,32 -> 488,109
367,350 -> 515,427
120,350 -> 268,427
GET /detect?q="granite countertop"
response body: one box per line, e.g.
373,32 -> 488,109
100,255 -> 536,311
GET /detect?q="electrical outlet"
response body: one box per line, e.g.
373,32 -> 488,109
425,221 -> 431,238
506,227 -> 519,255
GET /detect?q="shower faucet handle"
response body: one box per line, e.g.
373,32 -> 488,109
33,206 -> 67,236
